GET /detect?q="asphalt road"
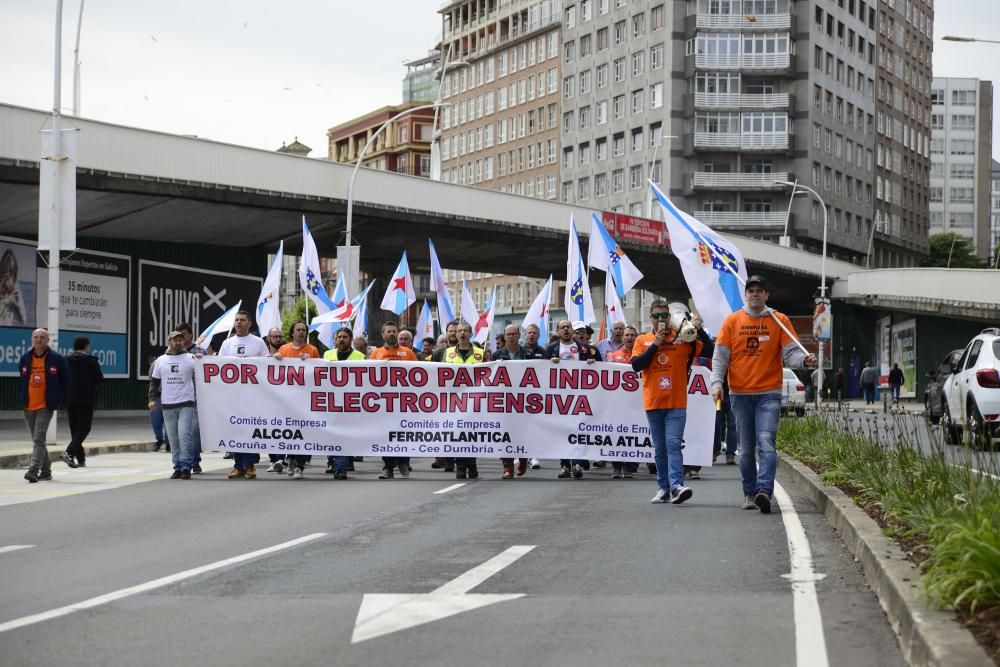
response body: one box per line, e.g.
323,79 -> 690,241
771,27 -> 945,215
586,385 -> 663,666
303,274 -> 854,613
0,455 -> 903,666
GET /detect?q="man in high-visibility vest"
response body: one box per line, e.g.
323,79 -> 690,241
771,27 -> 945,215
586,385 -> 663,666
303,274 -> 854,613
444,322 -> 489,480
370,321 -> 418,479
321,326 -> 363,479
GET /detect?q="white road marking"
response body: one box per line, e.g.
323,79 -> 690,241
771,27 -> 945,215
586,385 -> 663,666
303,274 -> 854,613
949,463 -> 1000,481
352,545 -> 535,644
0,532 -> 327,635
0,545 -> 35,555
433,483 -> 466,495
774,481 -> 830,667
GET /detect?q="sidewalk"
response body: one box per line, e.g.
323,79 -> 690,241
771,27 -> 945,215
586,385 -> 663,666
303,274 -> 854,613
809,397 -> 923,415
0,415 -> 158,468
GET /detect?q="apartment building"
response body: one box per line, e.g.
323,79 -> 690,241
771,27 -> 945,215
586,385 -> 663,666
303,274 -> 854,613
929,77 -> 994,260
327,103 -> 436,177
438,0 -> 563,197
992,159 -> 1000,267
403,51 -> 442,103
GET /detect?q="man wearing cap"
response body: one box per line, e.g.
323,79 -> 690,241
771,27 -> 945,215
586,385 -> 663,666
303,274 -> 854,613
148,330 -> 198,480
711,275 -> 816,513
546,320 -> 601,478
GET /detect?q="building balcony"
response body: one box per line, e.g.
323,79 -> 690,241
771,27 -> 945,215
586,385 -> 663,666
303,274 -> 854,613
693,53 -> 791,71
690,172 -> 790,190
695,211 -> 788,227
695,13 -> 791,31
692,132 -> 789,150
692,92 -> 790,110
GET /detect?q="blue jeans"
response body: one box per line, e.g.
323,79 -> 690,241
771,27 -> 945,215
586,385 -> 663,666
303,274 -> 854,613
713,399 -> 738,458
645,408 -> 687,492
890,384 -> 901,401
731,393 -> 781,496
326,455 -> 349,472
150,402 -> 167,444
234,453 -> 259,470
191,413 -> 201,465
163,406 -> 196,471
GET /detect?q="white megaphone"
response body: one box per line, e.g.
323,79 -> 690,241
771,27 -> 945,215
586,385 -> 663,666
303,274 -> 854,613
667,302 -> 698,343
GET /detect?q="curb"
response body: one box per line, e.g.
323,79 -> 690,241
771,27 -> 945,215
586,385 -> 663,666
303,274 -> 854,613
778,454 -> 992,667
0,442 -> 157,469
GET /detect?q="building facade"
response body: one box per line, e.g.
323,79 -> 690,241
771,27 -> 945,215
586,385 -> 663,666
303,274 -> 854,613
438,0 -> 563,197
403,51 -> 442,103
991,159 -> 1000,268
327,103 -> 436,177
929,77 -> 994,261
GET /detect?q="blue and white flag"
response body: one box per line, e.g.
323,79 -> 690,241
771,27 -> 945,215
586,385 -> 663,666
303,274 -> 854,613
312,280 -> 375,326
428,239 -> 455,331
309,270 -> 349,346
299,217 -> 337,327
255,241 -> 283,335
604,271 -> 627,328
354,291 -> 369,338
650,181 -> 747,334
565,215 -> 596,324
415,299 -> 435,344
379,251 -> 416,315
460,280 -> 479,330
473,287 -> 496,347
196,300 -> 242,347
588,213 -> 643,297
523,275 -> 553,343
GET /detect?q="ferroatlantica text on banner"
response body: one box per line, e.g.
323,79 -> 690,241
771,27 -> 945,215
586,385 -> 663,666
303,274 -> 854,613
195,359 -> 715,465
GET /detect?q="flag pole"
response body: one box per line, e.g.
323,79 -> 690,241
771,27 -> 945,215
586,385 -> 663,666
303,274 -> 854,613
650,180 -> 809,356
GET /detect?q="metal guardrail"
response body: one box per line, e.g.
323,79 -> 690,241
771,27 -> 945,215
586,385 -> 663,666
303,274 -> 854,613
693,92 -> 790,109
690,171 -> 789,189
693,132 -> 789,150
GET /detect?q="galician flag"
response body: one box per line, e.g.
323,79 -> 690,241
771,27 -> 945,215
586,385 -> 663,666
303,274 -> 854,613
588,212 -> 644,297
196,300 -> 242,347
650,181 -> 747,333
460,281 -> 478,330
565,215 -> 596,324
523,275 -> 552,343
604,270 -> 627,328
255,241 -> 283,335
299,217 -> 337,324
354,290 -> 369,338
415,299 -> 435,344
308,270 -> 349,347
380,251 -> 416,315
473,287 -> 496,346
313,280 -> 375,325
428,239 -> 455,331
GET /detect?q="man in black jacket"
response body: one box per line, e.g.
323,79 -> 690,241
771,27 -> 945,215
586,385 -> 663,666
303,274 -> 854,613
18,328 -> 70,483
60,336 -> 104,468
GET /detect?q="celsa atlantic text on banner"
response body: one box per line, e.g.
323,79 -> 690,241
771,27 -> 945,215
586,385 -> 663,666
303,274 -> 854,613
195,359 -> 716,466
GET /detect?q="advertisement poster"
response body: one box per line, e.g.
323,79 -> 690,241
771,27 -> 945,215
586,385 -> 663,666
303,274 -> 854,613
138,260 -> 262,379
0,237 -> 38,376
813,298 -> 832,341
876,315 -> 892,386
37,249 -> 131,377
891,319 -> 917,399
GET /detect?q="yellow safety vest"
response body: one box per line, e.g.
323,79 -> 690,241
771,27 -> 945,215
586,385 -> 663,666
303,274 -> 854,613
322,349 -> 366,361
444,345 -> 487,364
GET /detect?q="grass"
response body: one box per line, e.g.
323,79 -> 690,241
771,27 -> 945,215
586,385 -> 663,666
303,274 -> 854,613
778,415 -> 1000,614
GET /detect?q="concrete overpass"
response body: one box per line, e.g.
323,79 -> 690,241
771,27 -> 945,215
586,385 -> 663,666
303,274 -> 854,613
0,102 -> 859,310
833,268 -> 1000,322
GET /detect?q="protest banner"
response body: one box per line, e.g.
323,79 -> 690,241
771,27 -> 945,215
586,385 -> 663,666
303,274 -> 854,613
196,359 -> 716,466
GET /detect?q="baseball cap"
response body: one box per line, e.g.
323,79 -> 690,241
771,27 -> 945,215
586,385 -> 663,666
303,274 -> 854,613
745,275 -> 769,291
168,330 -> 185,340
571,320 -> 594,334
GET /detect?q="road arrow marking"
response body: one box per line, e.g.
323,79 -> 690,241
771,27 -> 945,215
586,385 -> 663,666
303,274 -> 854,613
351,545 -> 535,644
0,545 -> 35,555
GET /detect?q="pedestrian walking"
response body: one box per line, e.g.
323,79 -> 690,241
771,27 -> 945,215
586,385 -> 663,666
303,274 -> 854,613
61,336 -> 104,468
369,321 -> 418,479
18,329 -> 70,483
320,326 -> 362,479
443,322 -> 490,479
147,330 -> 198,480
859,362 -> 877,405
217,310 -> 270,479
710,275 -> 817,514
177,322 -> 204,474
274,321 -> 320,478
492,324 -> 531,479
888,363 -> 903,403
546,320 -> 601,479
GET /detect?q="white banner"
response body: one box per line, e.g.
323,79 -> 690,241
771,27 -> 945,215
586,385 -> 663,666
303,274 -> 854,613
196,360 -> 716,466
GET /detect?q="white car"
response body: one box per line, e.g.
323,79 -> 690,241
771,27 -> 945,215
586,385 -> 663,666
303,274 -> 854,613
942,327 -> 1000,448
781,368 -> 806,417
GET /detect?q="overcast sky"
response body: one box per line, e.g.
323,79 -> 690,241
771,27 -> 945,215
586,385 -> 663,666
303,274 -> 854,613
0,1 -> 997,158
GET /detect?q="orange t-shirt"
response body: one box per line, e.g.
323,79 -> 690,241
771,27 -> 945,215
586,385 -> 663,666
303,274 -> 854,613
27,353 -> 47,411
606,347 -> 631,364
630,332 -> 703,410
716,309 -> 793,393
276,343 -> 320,359
369,346 -> 418,361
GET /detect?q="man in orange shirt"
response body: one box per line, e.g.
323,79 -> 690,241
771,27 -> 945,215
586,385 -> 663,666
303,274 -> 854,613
18,328 -> 70,483
369,321 -> 418,479
273,321 -> 320,478
711,275 -> 817,513
631,301 -> 702,504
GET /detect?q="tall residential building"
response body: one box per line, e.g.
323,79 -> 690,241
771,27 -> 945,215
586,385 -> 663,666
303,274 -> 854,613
928,77 -> 994,260
327,103 -> 436,177
403,51 -> 442,103
991,159 -> 1000,267
872,0 -> 934,267
438,0 -> 563,197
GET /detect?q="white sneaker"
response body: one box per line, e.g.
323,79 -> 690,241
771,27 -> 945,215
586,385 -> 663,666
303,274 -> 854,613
529,458 -> 541,469
741,495 -> 756,509
670,486 -> 693,504
572,464 -> 584,479
293,468 -> 304,480
286,465 -> 295,477
273,461 -> 284,473
650,488 -> 669,504
266,463 -> 278,473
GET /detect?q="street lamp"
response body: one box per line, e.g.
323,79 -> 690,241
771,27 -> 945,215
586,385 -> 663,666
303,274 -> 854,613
942,35 -> 1000,44
776,179 -> 828,409
778,179 -> 808,248
72,0 -> 85,116
865,211 -> 888,269
341,102 -> 448,296
645,133 -> 678,218
430,45 -> 470,181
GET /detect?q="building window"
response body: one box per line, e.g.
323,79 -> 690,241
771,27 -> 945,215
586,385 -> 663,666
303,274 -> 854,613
614,57 -> 625,82
614,20 -> 626,45
597,27 -> 609,50
596,100 -> 608,124
631,127 -> 643,152
650,43 -> 664,69
631,13 -> 645,37
595,173 -> 608,196
596,63 -> 608,88
952,89 -> 976,106
649,83 -> 663,108
613,132 -> 625,157
565,5 -> 577,29
630,89 -> 644,114
631,51 -> 645,76
563,76 -> 575,99
630,165 -> 643,189
613,94 -> 625,119
650,4 -> 664,30
596,137 -> 607,160
613,168 -> 625,193
580,70 -> 592,94
951,114 -> 976,130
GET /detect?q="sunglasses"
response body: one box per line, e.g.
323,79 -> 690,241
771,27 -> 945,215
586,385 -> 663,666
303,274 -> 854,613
650,312 -> 671,320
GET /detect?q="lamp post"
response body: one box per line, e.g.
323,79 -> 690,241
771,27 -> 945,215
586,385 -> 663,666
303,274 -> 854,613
865,211 -> 888,269
942,35 -> 1000,44
72,0 -> 85,116
342,103 -> 447,296
778,178 -> 809,247
429,45 -> 470,182
776,179 -> 828,409
645,133 -> 678,218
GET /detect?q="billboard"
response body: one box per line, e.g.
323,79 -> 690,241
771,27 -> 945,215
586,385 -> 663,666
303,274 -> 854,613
600,212 -> 666,245
0,237 -> 38,376
891,319 -> 917,399
137,260 -> 262,379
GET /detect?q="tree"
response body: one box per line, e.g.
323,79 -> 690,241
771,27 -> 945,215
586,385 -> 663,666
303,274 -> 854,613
281,297 -> 327,353
923,233 -> 982,268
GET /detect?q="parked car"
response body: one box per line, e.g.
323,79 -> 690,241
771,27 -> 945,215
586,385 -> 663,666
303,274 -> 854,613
941,328 -> 1000,448
781,368 -> 806,417
924,349 -> 963,424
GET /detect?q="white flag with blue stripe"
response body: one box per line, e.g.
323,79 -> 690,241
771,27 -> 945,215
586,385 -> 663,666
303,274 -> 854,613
650,181 -> 747,334
309,270 -> 349,346
565,215 -> 596,324
196,300 -> 242,347
473,287 -> 496,346
604,271 -> 627,328
415,299 -> 434,344
428,239 -> 455,330
523,275 -> 552,343
255,241 -> 283,335
379,251 -> 416,315
299,217 -> 337,326
588,213 -> 643,297
312,280 -> 375,326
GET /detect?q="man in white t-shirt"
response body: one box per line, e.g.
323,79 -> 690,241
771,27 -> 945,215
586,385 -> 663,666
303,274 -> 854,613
147,331 -> 197,479
217,310 -> 269,479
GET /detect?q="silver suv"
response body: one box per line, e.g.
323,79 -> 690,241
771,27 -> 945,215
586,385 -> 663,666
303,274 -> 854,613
941,328 -> 1000,448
